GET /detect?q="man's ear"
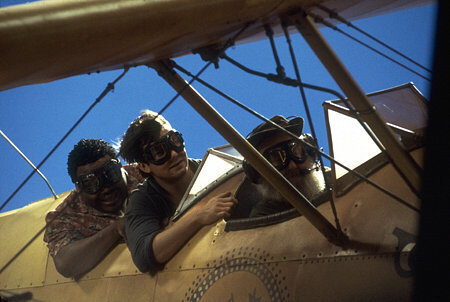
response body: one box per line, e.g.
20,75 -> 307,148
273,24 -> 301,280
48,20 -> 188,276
74,184 -> 82,193
138,162 -> 151,174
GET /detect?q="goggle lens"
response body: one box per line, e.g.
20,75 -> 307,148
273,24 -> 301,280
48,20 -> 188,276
289,141 -> 306,158
145,131 -> 184,165
77,159 -> 122,194
266,149 -> 287,170
263,140 -> 307,170
148,143 -> 169,162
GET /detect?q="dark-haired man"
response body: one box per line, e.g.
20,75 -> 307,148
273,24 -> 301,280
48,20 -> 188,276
120,110 -> 237,274
244,115 -> 330,217
43,138 -> 144,279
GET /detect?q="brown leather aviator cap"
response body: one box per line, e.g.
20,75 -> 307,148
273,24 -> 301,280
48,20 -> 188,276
246,115 -> 304,148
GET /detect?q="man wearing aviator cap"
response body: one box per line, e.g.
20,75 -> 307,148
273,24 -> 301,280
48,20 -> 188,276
120,110 -> 237,274
43,139 -> 144,279
243,115 -> 330,217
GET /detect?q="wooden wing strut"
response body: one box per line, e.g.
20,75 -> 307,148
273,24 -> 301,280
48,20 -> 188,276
291,13 -> 422,195
150,60 -> 345,245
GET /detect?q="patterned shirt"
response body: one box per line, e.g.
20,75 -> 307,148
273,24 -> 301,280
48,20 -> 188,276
43,164 -> 145,258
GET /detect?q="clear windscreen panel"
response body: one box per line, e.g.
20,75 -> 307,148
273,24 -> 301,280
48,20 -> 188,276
173,146 -> 243,220
188,150 -> 240,197
328,110 -> 382,179
325,83 -> 427,180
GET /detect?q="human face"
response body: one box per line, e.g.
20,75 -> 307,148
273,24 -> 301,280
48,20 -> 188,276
140,127 -> 189,181
76,155 -> 128,214
259,133 -> 314,185
143,130 -> 185,165
262,139 -> 308,171
256,133 -> 322,203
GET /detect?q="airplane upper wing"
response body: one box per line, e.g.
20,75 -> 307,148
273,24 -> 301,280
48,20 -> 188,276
0,0 -> 432,91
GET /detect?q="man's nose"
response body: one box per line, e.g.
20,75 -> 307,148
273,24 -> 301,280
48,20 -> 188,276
169,149 -> 178,159
101,183 -> 113,192
101,178 -> 117,192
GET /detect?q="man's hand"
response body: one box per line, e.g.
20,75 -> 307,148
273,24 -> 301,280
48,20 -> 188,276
194,191 -> 238,225
151,191 -> 238,264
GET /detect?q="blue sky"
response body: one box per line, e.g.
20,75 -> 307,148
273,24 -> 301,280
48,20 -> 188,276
0,1 -> 437,212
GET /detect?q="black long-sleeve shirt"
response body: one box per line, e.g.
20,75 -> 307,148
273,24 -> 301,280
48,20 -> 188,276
125,159 -> 200,274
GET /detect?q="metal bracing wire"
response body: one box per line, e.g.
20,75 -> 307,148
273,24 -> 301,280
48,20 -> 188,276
0,68 -> 129,212
280,22 -> 342,232
0,192 -> 78,275
1,130 -> 57,199
291,12 -> 422,196
264,24 -> 286,78
316,4 -> 432,74
310,9 -> 431,82
0,22 -> 254,278
150,22 -> 252,120
0,68 -> 133,281
172,61 -> 420,213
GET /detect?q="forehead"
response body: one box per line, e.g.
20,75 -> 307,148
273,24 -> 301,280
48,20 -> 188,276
258,132 -> 295,154
142,124 -> 173,148
76,155 -> 111,177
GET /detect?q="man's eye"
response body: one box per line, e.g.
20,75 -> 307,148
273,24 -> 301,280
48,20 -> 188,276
150,144 -> 167,158
81,174 -> 99,187
170,135 -> 183,147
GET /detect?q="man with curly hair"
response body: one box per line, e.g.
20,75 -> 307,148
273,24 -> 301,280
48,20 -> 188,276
120,110 -> 237,274
43,138 -> 144,279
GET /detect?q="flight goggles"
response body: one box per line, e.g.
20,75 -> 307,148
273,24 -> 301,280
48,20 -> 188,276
76,159 -> 122,194
263,139 -> 307,171
144,130 -> 185,165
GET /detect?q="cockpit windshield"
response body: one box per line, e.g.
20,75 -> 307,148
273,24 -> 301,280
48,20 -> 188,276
324,83 -> 427,191
173,146 -> 243,220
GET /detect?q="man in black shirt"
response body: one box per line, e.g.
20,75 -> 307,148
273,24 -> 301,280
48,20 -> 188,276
120,110 -> 237,274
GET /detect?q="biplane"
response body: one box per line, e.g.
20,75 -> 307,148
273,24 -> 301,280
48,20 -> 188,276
0,0 -> 438,301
